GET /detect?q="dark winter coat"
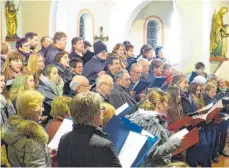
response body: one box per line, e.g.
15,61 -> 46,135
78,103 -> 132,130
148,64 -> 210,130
57,124 -> 121,167
83,56 -> 106,84
109,83 -> 137,114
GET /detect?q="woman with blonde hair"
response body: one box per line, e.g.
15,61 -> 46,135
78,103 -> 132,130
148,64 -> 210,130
112,43 -> 127,69
8,74 -> 35,107
129,89 -> 182,167
3,90 -> 51,167
1,52 -> 24,81
101,102 -> 115,125
1,42 -> 12,66
47,96 -> 72,143
24,53 -> 45,85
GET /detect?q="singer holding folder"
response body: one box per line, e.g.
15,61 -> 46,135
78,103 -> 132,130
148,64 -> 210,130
129,90 -> 182,167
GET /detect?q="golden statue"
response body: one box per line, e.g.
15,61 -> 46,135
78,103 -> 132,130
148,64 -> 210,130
5,1 -> 19,39
210,7 -> 228,57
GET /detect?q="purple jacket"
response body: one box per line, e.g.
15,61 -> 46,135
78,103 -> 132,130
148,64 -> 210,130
45,45 -> 64,65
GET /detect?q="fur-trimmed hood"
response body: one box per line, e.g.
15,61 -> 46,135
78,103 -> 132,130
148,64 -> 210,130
4,115 -> 48,145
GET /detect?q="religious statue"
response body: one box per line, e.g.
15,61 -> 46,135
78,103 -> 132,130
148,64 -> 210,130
210,7 -> 229,58
5,1 -> 19,39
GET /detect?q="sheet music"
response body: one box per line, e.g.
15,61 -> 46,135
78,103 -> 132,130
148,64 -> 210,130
115,103 -> 129,116
192,100 -> 223,120
48,119 -> 73,149
170,128 -> 189,140
196,103 -> 213,113
118,131 -> 147,168
141,130 -> 156,139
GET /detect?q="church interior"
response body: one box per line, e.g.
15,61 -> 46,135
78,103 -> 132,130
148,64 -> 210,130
1,0 -> 229,167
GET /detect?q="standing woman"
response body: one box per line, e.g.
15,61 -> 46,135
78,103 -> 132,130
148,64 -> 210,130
37,65 -> 64,118
54,52 -> 74,94
4,90 -> 51,167
24,53 -> 45,86
112,43 -> 127,69
1,52 -> 24,81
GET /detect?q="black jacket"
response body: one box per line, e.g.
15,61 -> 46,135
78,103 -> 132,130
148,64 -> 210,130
109,84 -> 137,114
82,50 -> 94,64
57,124 -> 121,167
69,51 -> 83,61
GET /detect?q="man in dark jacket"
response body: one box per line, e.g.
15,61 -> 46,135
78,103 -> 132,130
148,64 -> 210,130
109,70 -> 137,114
57,92 -> 121,167
105,56 -> 121,79
45,32 -> 67,65
82,41 -> 94,64
83,41 -> 107,84
38,36 -> 52,57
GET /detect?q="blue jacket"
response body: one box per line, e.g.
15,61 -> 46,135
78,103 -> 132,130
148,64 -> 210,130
83,56 -> 106,84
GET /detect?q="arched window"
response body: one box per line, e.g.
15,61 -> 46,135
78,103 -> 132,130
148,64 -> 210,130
147,20 -> 157,47
145,16 -> 163,47
79,16 -> 85,40
78,10 -> 94,44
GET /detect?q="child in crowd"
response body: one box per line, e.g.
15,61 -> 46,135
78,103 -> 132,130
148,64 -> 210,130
189,62 -> 207,83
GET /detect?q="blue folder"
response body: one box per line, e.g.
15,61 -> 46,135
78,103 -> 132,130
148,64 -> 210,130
132,80 -> 150,94
103,115 -> 158,167
149,77 -> 167,88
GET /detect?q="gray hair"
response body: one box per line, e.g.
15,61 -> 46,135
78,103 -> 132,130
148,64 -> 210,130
130,63 -> 142,72
114,69 -> 128,82
192,75 -> 207,85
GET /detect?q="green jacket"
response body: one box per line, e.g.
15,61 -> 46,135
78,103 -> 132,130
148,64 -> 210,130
4,115 -> 51,167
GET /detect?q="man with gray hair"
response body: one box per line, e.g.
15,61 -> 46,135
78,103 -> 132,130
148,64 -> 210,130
94,74 -> 114,102
69,75 -> 90,97
57,92 -> 121,167
109,70 -> 137,114
138,58 -> 150,81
